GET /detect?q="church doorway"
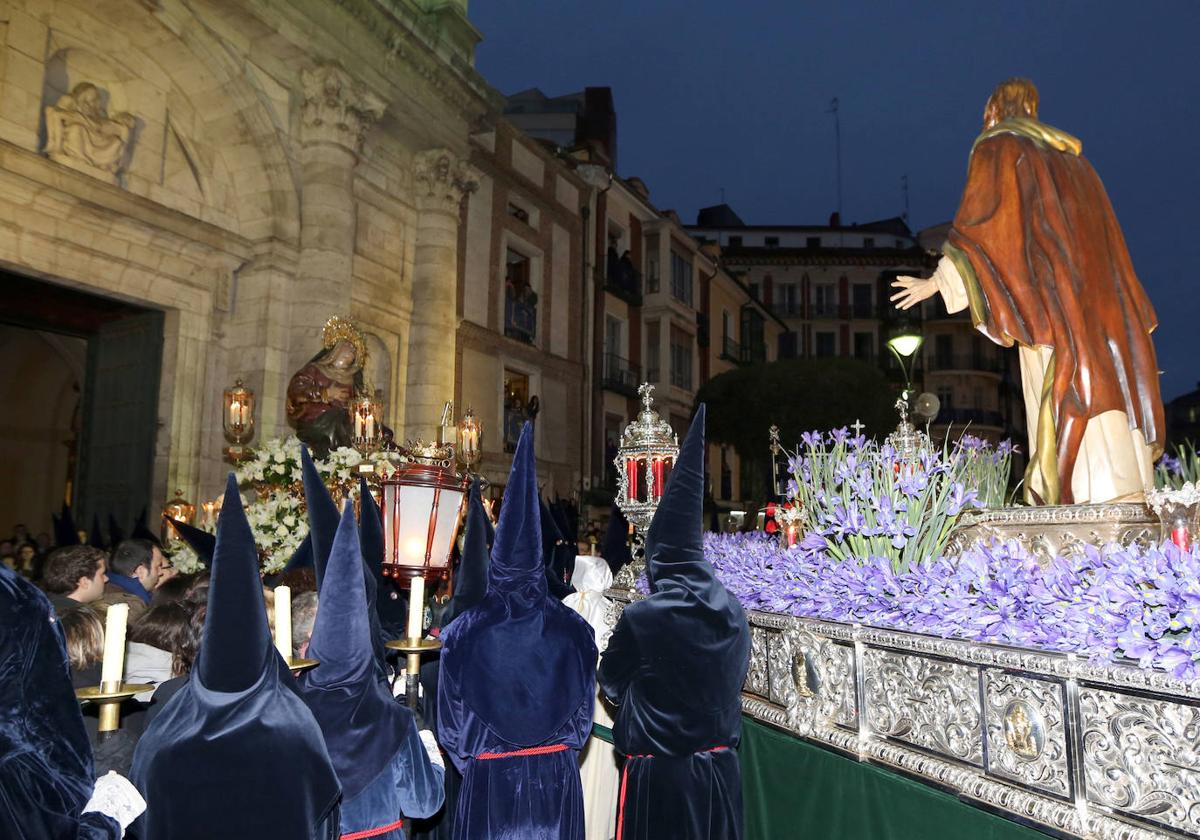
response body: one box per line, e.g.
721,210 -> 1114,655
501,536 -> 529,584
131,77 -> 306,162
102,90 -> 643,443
0,270 -> 163,540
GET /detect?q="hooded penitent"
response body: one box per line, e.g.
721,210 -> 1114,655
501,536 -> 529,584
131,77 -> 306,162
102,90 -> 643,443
0,566 -> 121,839
302,450 -> 387,671
438,479 -> 490,629
540,498 -> 573,600
164,516 -> 216,567
130,475 -> 341,840
598,405 -> 751,840
302,502 -> 433,810
437,422 -> 597,840
54,503 -> 80,547
600,504 -> 632,576
359,476 -> 409,639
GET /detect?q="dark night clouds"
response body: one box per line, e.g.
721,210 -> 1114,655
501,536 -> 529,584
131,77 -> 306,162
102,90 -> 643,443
471,0 -> 1199,400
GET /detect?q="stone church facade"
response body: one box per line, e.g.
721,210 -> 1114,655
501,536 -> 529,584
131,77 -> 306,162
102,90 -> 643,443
0,0 -> 501,520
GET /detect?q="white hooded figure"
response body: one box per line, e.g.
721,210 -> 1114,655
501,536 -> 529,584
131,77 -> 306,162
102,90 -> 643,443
564,554 -> 620,840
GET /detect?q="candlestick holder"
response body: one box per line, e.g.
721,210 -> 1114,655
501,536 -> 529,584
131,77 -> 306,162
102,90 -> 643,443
76,683 -> 154,733
385,637 -> 442,711
287,657 -> 319,675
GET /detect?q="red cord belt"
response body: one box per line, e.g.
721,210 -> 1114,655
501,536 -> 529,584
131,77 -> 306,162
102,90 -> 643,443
475,743 -> 570,760
616,745 -> 729,840
341,818 -> 404,840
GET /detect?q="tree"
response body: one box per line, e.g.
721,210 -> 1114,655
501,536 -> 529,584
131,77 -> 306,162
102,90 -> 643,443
697,357 -> 899,478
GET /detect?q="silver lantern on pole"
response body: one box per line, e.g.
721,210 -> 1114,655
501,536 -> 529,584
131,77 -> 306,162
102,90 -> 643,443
612,383 -> 680,589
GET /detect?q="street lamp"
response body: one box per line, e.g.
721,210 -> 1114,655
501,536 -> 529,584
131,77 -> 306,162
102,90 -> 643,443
887,332 -> 924,401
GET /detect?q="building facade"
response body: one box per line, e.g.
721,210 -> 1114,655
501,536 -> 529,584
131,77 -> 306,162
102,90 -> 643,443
456,119 -> 588,496
0,0 -> 497,531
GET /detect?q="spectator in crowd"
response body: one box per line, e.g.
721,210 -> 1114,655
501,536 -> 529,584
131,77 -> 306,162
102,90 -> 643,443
292,590 -> 319,658
59,605 -> 105,688
42,545 -> 109,615
99,538 -> 168,619
0,539 -> 15,570
125,602 -> 194,700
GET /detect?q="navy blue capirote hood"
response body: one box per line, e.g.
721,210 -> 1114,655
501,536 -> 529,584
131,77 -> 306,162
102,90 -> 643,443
164,515 -> 215,567
439,479 -> 490,628
302,501 -> 414,800
130,475 -> 341,839
439,422 -> 597,745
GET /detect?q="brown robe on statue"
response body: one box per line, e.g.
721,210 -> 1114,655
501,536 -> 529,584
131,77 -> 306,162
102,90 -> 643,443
937,118 -> 1164,505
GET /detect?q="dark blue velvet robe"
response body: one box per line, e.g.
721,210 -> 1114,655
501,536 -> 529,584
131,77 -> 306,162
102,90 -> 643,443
0,567 -> 120,840
437,423 -> 597,840
337,714 -> 445,840
598,406 -> 751,840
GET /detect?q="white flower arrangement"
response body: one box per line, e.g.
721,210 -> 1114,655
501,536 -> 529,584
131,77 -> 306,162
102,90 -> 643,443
235,437 -> 400,490
165,540 -> 205,575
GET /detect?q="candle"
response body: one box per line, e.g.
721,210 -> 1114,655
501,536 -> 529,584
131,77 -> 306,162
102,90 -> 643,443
365,413 -> 375,440
274,586 -> 292,660
229,399 -> 243,429
786,526 -> 799,548
1172,527 -> 1191,552
100,603 -> 129,690
407,576 -> 425,641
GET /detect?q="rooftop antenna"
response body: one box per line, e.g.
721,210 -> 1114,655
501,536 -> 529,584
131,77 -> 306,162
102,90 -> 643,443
901,174 -> 910,223
720,186 -> 726,203
827,97 -> 842,219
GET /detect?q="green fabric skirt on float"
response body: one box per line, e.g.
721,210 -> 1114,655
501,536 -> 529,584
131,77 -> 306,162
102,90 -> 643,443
739,719 -> 1050,840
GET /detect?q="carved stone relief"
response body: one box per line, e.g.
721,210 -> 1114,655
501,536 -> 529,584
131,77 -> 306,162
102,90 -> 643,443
43,82 -> 136,183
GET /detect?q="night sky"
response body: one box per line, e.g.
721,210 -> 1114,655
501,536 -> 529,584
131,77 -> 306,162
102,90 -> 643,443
472,1 -> 1199,402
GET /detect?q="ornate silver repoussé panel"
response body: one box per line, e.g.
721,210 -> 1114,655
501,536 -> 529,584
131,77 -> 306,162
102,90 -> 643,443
605,589 -> 1200,840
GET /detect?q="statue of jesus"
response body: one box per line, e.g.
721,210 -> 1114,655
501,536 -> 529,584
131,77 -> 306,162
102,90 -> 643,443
892,78 -> 1164,506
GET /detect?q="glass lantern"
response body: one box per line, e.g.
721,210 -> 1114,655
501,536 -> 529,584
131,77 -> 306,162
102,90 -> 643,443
223,379 -> 256,461
352,392 -> 382,451
163,489 -> 195,526
379,441 -> 468,587
612,384 -> 680,588
456,407 -> 483,472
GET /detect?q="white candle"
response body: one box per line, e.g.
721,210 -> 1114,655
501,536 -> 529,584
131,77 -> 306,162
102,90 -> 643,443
100,603 -> 129,689
229,400 -> 243,428
407,576 -> 425,641
274,585 -> 292,660
365,414 -> 375,440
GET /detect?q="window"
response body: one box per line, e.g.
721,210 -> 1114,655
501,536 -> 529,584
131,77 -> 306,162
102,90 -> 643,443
780,283 -> 798,315
504,249 -> 536,344
814,284 -> 836,317
669,328 -> 693,390
895,239 -> 904,249
645,320 -> 660,382
646,255 -> 660,293
507,202 -> 530,224
852,284 -> 873,318
815,332 -> 835,357
863,237 -> 875,249
853,332 -> 873,361
604,315 -> 623,356
806,236 -> 820,249
748,282 -> 759,300
722,310 -> 731,342
764,236 -> 780,248
937,386 -> 954,412
503,370 -> 530,453
670,251 -> 693,306
779,331 -> 798,359
935,334 -> 954,368
728,235 -> 743,247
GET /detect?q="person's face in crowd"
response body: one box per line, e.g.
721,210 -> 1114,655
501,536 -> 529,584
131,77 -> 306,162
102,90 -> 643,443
13,524 -> 28,541
76,529 -> 88,545
17,544 -> 35,565
76,558 -> 108,603
35,532 -> 51,551
0,540 -> 13,558
136,546 -> 167,590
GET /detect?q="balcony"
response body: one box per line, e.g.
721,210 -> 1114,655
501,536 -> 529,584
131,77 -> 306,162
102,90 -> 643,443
504,295 -> 537,344
604,265 -> 642,307
929,352 -> 1003,374
601,352 -> 641,397
721,335 -> 743,363
935,408 -> 1005,428
812,302 -> 849,319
